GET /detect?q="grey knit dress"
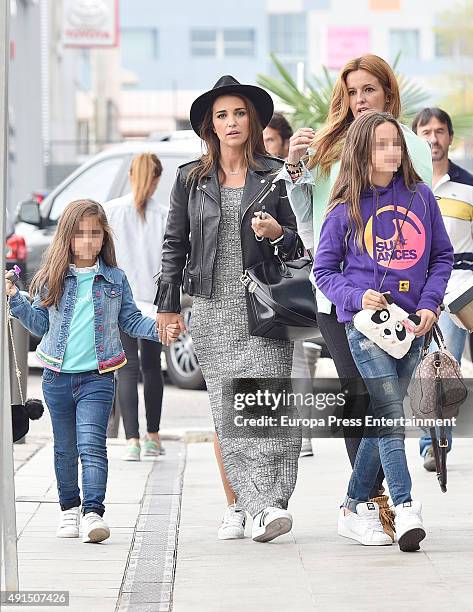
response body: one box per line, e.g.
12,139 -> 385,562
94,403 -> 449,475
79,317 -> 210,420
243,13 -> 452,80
190,186 -> 301,518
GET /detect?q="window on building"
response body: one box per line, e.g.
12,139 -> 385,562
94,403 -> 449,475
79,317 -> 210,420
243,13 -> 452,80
223,29 -> 255,57
435,32 -> 473,58
121,28 -> 159,62
434,33 -> 453,57
268,13 -> 306,79
389,29 -> 420,60
190,29 -> 217,57
190,29 -> 255,58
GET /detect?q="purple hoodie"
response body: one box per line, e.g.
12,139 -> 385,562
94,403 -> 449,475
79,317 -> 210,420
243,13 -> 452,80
314,175 -> 454,323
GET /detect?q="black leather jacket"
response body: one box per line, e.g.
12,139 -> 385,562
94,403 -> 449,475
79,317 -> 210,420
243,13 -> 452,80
154,154 -> 301,312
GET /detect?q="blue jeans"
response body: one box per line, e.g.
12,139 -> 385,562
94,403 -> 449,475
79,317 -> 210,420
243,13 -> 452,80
42,369 -> 115,516
419,311 -> 465,455
344,323 -> 423,510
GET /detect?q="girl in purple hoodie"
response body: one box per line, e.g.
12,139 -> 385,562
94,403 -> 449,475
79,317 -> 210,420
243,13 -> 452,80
315,111 -> 453,552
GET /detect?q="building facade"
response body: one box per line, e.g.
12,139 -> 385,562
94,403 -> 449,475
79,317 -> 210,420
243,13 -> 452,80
114,0 -> 465,135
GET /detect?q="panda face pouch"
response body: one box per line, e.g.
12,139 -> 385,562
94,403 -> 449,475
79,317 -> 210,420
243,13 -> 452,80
352,189 -> 421,359
353,295 -> 421,359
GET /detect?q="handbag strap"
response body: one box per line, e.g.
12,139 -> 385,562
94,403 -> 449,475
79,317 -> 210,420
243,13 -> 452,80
377,189 -> 417,293
422,322 -> 446,354
431,374 -> 449,492
6,298 -> 25,406
429,426 -> 447,492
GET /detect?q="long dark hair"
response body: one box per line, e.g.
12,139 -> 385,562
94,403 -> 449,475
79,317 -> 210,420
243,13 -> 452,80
187,94 -> 267,184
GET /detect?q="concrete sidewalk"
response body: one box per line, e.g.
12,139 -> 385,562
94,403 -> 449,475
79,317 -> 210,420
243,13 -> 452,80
173,438 -> 473,612
8,435 -> 473,612
11,438 -> 177,612
5,368 -> 473,611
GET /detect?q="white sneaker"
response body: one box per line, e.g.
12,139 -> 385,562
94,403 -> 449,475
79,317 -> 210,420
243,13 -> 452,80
252,507 -> 292,543
338,502 -> 392,546
82,512 -> 110,543
56,507 -> 80,538
300,438 -> 314,457
394,501 -> 426,552
217,503 -> 246,540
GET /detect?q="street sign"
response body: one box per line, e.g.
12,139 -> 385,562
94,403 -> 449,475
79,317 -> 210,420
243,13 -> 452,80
62,0 -> 119,48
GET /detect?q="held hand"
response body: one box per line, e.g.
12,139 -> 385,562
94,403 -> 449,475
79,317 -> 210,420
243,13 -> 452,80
251,211 -> 283,241
156,313 -> 186,346
362,290 -> 389,310
287,127 -> 316,165
4,270 -> 18,297
414,309 -> 437,337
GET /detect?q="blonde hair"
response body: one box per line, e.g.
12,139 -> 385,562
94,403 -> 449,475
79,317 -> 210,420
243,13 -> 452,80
187,94 -> 266,184
326,111 -> 421,252
129,153 -> 163,219
30,199 -> 117,307
308,55 -> 401,175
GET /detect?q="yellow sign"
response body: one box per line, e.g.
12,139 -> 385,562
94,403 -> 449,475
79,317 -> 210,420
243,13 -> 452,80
399,280 -> 410,292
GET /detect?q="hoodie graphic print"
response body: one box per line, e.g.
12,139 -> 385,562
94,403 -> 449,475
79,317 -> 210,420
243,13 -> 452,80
314,175 -> 454,323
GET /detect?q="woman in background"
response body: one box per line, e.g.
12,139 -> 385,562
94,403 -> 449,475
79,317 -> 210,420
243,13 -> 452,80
105,153 -> 167,461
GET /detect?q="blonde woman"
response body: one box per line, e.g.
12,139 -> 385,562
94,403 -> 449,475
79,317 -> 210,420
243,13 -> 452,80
105,153 -> 168,461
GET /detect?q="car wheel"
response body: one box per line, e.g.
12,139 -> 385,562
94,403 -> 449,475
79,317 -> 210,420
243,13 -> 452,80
163,305 -> 206,390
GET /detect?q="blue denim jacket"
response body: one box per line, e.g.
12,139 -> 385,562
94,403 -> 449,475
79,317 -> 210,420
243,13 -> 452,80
8,258 -> 159,373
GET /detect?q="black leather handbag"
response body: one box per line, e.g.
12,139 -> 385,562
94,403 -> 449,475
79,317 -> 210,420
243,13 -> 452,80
240,251 -> 318,341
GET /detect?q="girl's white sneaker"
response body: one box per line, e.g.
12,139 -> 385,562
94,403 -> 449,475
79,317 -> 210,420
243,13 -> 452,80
394,501 -> 426,552
338,503 -> 392,546
56,507 -> 80,538
217,503 -> 246,540
252,507 -> 292,542
82,512 -> 110,543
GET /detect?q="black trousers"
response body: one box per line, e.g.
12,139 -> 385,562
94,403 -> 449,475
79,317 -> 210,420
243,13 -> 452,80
116,331 -> 164,440
317,305 -> 385,499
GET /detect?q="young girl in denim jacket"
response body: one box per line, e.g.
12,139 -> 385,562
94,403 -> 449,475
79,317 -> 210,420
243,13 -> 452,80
5,199 -> 179,543
315,112 -> 453,552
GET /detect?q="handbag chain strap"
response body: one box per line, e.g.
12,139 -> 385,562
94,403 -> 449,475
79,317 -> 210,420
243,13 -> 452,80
6,298 -> 25,406
376,189 -> 417,293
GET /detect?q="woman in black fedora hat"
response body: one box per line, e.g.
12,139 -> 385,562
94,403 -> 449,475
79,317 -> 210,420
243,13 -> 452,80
155,75 -> 302,543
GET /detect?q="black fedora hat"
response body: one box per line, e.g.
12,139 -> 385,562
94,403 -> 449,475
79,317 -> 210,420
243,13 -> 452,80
190,75 -> 274,136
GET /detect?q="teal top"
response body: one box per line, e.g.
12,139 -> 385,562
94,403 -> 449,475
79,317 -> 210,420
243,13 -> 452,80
61,267 -> 98,373
277,124 -> 433,314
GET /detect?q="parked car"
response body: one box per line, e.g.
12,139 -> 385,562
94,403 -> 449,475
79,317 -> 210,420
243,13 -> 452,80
16,131 -> 330,389
15,132 -> 207,389
5,231 -> 27,288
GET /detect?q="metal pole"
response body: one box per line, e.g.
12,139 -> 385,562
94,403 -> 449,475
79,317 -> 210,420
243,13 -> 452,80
0,0 -> 19,591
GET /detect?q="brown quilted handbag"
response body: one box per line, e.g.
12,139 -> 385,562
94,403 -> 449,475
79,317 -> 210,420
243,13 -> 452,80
410,323 -> 467,492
